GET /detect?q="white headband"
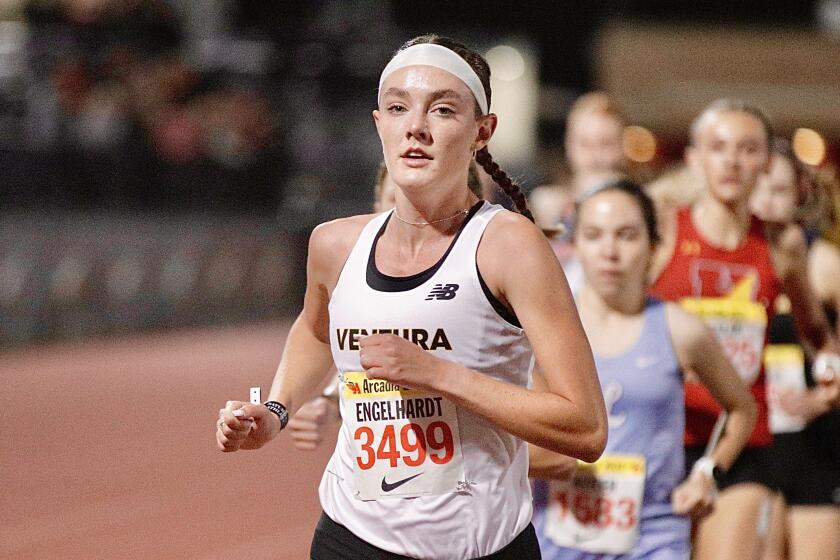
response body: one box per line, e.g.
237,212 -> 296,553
378,43 -> 489,115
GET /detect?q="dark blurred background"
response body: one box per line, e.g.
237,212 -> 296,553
2,0 -> 839,347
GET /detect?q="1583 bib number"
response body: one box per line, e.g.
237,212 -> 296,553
550,489 -> 637,530
544,454 -> 646,554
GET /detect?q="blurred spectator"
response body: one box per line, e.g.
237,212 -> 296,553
530,92 -> 628,233
528,91 -> 628,293
17,0 -> 283,211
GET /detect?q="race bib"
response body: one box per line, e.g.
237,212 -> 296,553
341,371 -> 465,500
680,296 -> 767,384
544,454 -> 646,554
764,344 -> 807,433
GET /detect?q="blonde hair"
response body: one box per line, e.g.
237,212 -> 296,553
689,98 -> 773,147
567,91 -> 626,129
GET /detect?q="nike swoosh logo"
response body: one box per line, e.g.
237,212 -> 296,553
381,472 -> 424,492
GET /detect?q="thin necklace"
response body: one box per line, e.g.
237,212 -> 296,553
392,207 -> 470,227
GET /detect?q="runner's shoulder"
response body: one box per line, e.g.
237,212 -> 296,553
309,213 -> 379,261
664,301 -> 709,354
811,238 -> 840,275
483,209 -> 550,254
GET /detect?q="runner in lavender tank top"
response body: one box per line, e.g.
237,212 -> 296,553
529,180 -> 757,559
533,299 -> 688,559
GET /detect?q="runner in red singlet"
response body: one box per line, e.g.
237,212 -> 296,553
649,99 -> 839,560
652,194 -> 779,450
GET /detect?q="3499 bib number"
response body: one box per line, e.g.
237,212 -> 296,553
353,421 -> 454,470
341,371 -> 465,499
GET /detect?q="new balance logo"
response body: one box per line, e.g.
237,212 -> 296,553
425,283 -> 459,300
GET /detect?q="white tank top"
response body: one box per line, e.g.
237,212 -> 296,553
319,201 -> 534,559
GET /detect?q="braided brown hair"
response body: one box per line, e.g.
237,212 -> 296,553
395,35 -> 534,222
475,147 -> 534,221
769,136 -> 837,236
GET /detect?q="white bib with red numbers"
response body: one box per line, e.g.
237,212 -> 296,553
765,344 -> 807,433
543,454 -> 646,554
680,280 -> 767,385
341,371 -> 465,500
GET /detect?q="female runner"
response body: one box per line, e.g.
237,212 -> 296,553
748,139 -> 840,560
216,34 -> 607,560
530,179 -> 756,559
649,99 -> 839,560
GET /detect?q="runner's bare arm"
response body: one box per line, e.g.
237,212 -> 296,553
527,367 -> 579,479
267,217 -> 372,414
362,212 -> 607,461
473,213 -> 605,460
666,303 -> 757,471
217,216 -> 370,452
802,241 -> 840,408
528,445 -> 579,479
648,204 -> 678,284
770,223 -> 837,353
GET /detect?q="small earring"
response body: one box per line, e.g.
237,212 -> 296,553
471,148 -> 477,159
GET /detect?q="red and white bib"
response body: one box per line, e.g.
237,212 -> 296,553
341,371 -> 465,499
544,454 -> 646,554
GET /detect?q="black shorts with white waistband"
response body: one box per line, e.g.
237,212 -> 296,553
310,512 -> 542,560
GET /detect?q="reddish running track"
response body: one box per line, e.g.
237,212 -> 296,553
2,321 -> 337,559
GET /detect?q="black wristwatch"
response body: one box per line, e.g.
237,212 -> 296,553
263,401 -> 289,430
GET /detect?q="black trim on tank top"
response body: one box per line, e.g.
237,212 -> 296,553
477,266 -> 521,328
366,200 -> 484,292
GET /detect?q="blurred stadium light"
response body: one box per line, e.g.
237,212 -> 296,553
485,40 -> 539,170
